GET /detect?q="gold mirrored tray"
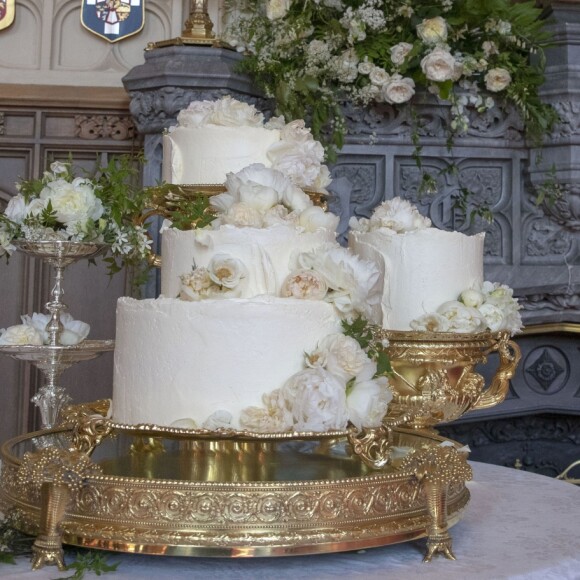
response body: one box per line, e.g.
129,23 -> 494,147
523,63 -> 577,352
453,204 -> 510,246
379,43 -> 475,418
0,421 -> 471,565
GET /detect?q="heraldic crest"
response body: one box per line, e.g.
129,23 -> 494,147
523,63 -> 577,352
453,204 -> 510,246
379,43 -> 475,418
81,0 -> 145,43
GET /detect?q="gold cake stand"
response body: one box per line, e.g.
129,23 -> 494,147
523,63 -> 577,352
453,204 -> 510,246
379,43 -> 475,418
0,412 -> 471,568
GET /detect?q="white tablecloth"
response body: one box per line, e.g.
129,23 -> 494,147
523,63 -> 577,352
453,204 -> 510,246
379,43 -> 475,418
3,462 -> 580,579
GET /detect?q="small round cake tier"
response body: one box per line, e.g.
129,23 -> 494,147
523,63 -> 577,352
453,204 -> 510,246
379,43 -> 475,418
349,228 -> 485,330
112,296 -> 342,429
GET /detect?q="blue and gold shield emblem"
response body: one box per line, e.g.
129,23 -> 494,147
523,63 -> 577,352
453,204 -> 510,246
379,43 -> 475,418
0,0 -> 15,32
81,0 -> 145,43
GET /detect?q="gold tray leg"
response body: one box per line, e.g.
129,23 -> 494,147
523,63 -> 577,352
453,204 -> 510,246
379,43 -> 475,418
31,482 -> 70,570
423,480 -> 455,562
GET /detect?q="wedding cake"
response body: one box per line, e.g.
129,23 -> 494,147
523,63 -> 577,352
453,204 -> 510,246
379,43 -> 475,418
349,198 -> 521,334
113,98 -> 390,433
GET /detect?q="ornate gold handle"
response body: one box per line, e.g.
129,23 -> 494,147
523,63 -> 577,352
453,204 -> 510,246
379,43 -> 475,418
472,332 -> 521,410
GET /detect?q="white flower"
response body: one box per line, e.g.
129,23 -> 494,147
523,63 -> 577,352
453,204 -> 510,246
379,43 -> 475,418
0,324 -> 43,346
202,410 -> 233,430
482,40 -> 499,57
282,367 -> 349,431
298,206 -> 339,232
39,177 -> 103,227
410,313 -> 451,332
221,202 -> 264,228
478,303 -> 506,332
225,164 -> 287,212
281,269 -> 328,300
421,47 -> 458,82
50,161 -> 69,175
460,288 -> 485,308
176,100 -> 215,127
416,16 -> 448,45
369,66 -> 390,87
4,195 -> 28,224
347,376 -> 392,429
485,68 -> 512,92
282,184 -> 314,212
208,254 -> 246,289
311,333 -> 375,383
266,0 -> 291,20
0,228 -> 16,257
280,119 -> 314,144
358,59 -> 374,75
390,42 -> 413,66
262,204 -> 294,227
437,300 -> 486,333
179,267 -> 213,301
240,389 -> 293,432
331,48 -> 360,83
382,76 -> 415,104
209,96 -> 264,127
369,197 -> 431,232
21,312 -> 90,345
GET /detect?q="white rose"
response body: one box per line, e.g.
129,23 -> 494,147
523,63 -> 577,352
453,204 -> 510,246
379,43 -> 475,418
421,47 -> 458,82
21,312 -> 90,345
0,324 -> 43,346
382,76 -> 416,104
460,288 -> 485,308
370,197 -> 431,232
298,206 -> 339,232
222,202 -> 264,228
281,269 -> 328,300
485,68 -> 512,93
478,303 -> 506,332
390,42 -> 413,66
282,368 -> 349,432
369,66 -> 390,87
417,16 -> 448,45
347,376 -> 392,429
314,333 -> 375,383
208,254 -> 246,289
179,267 -> 213,301
437,301 -> 486,333
410,313 -> 451,333
176,100 -> 214,128
40,177 -> 103,226
358,59 -> 374,75
209,96 -> 264,127
266,0 -> 291,20
4,195 -> 28,224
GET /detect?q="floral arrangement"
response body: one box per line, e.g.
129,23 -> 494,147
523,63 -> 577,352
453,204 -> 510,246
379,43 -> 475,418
240,324 -> 392,432
0,157 -> 152,277
349,196 -> 431,233
224,0 -> 558,157
0,313 -> 90,347
171,96 -> 331,190
410,281 -> 523,335
180,254 -> 247,300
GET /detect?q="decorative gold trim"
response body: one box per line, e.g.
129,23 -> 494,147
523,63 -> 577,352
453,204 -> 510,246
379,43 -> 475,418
521,322 -> 580,335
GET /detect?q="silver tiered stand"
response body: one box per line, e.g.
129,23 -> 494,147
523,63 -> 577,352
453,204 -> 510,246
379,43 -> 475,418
0,240 -> 115,430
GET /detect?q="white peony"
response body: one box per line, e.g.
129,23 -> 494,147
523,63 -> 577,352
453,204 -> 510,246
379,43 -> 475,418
437,301 -> 486,333
382,76 -> 416,104
225,164 -> 287,212
282,367 -> 349,432
50,161 -> 68,175
347,376 -> 392,429
202,410 -> 233,430
280,119 -> 315,144
421,47 -> 458,82
282,184 -> 314,213
460,288 -> 485,308
209,96 -> 264,127
478,303 -> 506,332
390,42 -> 414,66
39,177 -> 103,227
262,204 -> 294,227
369,197 -> 431,232
4,195 -> 28,224
208,254 -> 246,289
268,140 -> 328,190
281,269 -> 328,300
298,206 -> 339,233
221,202 -> 264,228
485,68 -> 512,92
176,100 -> 214,127
240,389 -> 293,432
410,313 -> 451,333
416,16 -> 448,45
21,312 -> 90,345
0,324 -> 43,346
266,0 -> 291,20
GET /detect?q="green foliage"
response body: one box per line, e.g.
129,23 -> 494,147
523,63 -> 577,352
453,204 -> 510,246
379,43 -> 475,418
342,317 -> 391,377
60,551 -> 119,580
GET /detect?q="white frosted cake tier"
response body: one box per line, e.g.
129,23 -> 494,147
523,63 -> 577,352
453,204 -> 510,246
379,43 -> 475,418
162,125 -> 281,185
160,225 -> 337,299
349,228 -> 485,330
112,296 -> 342,429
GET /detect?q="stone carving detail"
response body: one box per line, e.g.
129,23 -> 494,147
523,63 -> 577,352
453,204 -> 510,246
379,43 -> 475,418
519,292 -> 580,313
128,88 -> 272,134
75,115 -> 136,141
332,163 -> 379,216
524,347 -> 569,393
524,217 -> 573,258
550,101 -> 580,139
0,112 -> 4,136
540,183 -> 580,232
